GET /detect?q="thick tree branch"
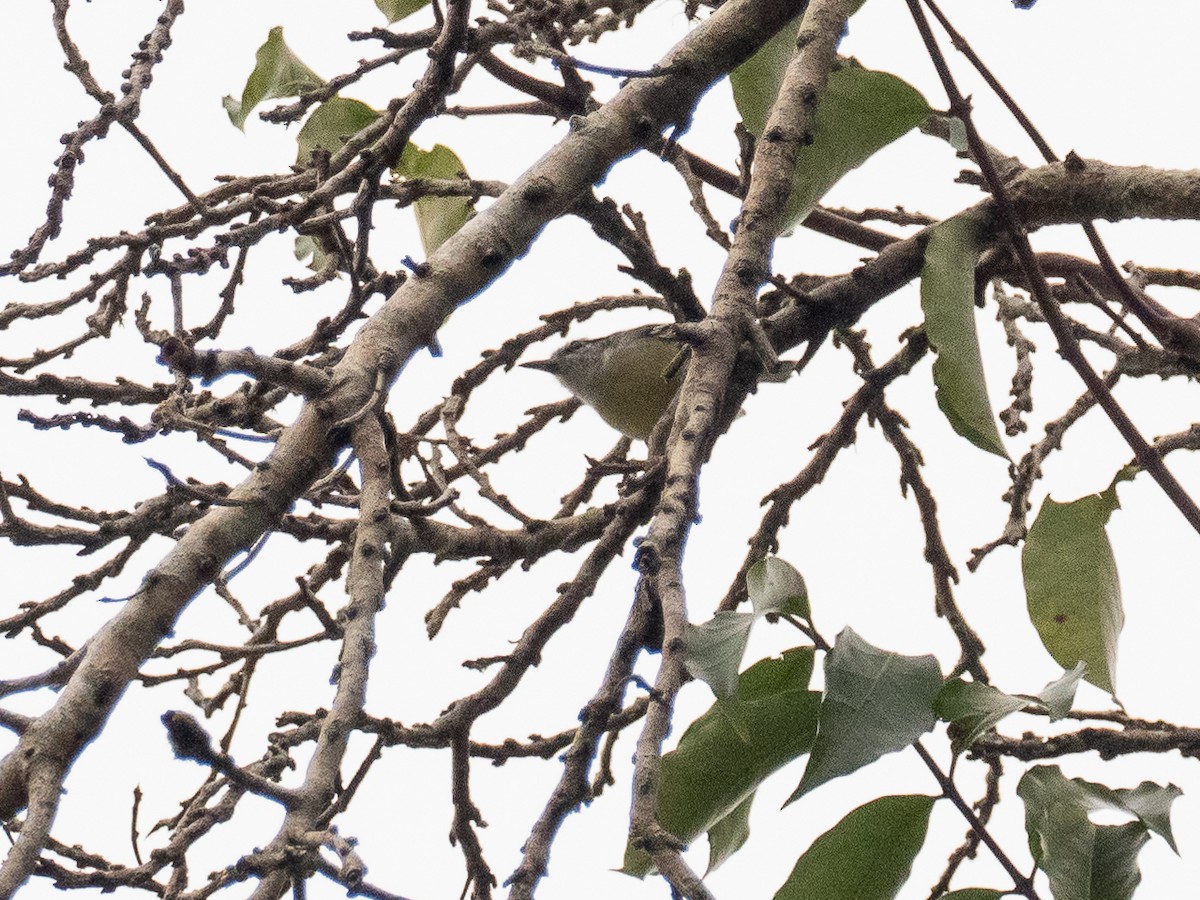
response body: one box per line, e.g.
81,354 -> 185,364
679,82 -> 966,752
629,4 -> 849,896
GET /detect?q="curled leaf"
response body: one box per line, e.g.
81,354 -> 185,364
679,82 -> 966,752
934,678 -> 1029,756
1018,766 -> 1181,900
223,27 -> 323,131
921,212 -> 1008,458
296,98 -> 381,166
732,45 -> 929,231
747,555 -> 809,620
394,143 -> 476,255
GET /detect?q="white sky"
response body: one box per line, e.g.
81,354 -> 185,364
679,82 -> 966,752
2,1 -> 1199,898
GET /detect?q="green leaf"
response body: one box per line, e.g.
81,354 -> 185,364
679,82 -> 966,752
921,212 -> 1009,458
1033,662 -> 1086,721
947,116 -> 969,151
782,63 -> 929,230
729,14 -> 800,139
739,646 -> 815,700
688,556 -> 810,697
294,235 -> 332,273
1038,807 -> 1095,900
375,0 -> 431,22
940,891 -> 1008,900
296,98 -> 381,166
1022,486 -> 1123,695
732,47 -> 929,232
747,555 -> 809,620
787,629 -> 941,802
1091,823 -> 1149,900
773,795 -> 935,900
393,143 -> 476,255
223,27 -> 323,131
1117,781 -> 1183,853
934,678 -> 1029,756
705,792 -> 754,874
622,649 -> 818,877
1018,766 -> 1182,900
684,612 -> 754,699
935,664 -> 1087,754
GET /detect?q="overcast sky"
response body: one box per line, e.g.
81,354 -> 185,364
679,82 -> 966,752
3,2 -> 1200,898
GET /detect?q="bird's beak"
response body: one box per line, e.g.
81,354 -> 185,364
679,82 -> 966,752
520,359 -> 559,373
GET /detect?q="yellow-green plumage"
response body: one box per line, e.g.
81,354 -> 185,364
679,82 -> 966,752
523,326 -> 685,441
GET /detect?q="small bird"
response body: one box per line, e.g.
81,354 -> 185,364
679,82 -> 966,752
522,325 -> 686,441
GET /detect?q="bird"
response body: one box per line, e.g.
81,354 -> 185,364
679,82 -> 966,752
522,325 -> 686,441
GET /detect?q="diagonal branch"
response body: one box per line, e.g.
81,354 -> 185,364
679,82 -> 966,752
905,0 -> 1200,537
245,414 -> 393,900
628,1 -> 853,894
0,0 -> 816,890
